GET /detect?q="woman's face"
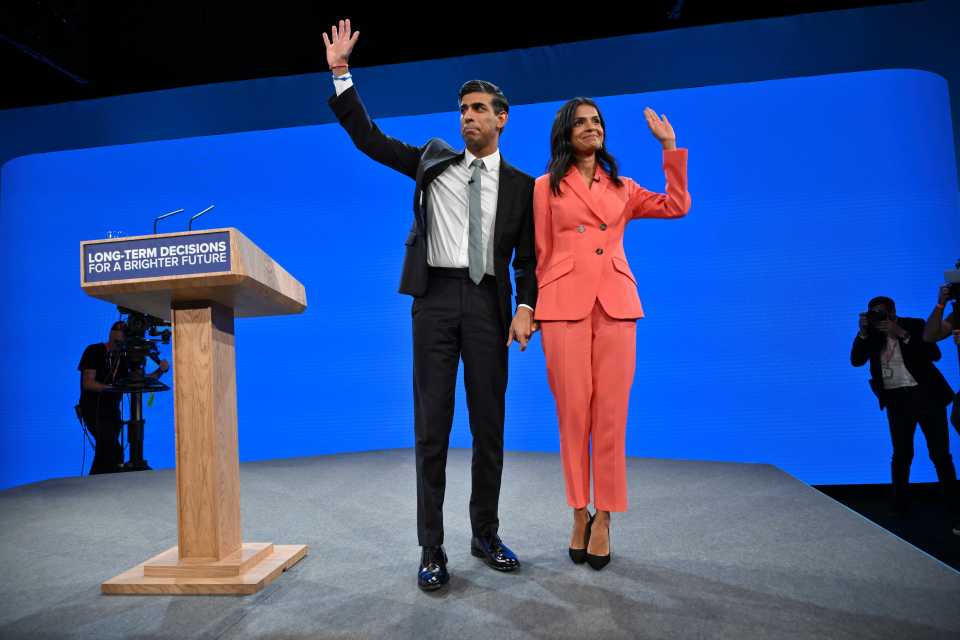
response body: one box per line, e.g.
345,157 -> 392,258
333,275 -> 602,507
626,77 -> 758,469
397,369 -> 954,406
569,104 -> 604,157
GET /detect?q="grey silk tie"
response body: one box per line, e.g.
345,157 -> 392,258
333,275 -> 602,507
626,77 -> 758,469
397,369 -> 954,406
468,158 -> 485,284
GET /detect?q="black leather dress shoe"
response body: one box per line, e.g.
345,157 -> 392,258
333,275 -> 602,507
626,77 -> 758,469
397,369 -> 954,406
418,545 -> 449,591
470,535 -> 520,572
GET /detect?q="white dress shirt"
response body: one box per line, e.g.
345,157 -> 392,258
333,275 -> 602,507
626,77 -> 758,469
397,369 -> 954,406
880,336 -> 919,390
426,148 -> 498,277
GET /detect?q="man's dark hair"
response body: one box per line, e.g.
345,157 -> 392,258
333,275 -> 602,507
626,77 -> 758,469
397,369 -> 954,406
868,296 -> 896,311
110,320 -> 127,332
458,79 -> 509,115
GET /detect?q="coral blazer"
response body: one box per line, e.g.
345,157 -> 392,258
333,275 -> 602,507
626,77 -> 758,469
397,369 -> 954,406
533,149 -> 691,321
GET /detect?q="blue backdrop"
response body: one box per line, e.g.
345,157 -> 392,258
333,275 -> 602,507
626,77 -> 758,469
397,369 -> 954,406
0,69 -> 957,489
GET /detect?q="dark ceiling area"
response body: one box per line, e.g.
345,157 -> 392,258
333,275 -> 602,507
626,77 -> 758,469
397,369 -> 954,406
1,1 -> 915,111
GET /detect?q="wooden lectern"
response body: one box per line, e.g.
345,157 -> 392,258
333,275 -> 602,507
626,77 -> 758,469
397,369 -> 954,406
80,228 -> 308,595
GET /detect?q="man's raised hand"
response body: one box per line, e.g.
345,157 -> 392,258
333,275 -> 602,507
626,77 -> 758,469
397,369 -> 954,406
322,19 -> 359,70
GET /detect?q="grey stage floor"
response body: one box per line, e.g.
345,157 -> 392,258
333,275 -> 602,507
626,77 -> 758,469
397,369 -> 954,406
1,450 -> 959,640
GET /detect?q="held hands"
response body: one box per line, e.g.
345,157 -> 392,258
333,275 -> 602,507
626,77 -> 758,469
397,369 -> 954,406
322,19 -> 359,70
858,313 -> 869,335
507,307 -> 535,351
644,107 -> 676,150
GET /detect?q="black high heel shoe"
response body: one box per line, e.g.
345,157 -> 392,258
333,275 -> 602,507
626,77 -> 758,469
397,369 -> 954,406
585,516 -> 610,570
568,510 -> 594,564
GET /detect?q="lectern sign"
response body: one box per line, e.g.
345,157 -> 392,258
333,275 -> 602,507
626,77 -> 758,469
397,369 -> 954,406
82,231 -> 231,282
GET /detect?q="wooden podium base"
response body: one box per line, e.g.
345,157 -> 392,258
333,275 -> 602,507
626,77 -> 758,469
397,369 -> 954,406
102,543 -> 308,595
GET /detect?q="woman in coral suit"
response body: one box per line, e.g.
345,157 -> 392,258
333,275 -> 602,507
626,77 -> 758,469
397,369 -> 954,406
533,98 -> 690,569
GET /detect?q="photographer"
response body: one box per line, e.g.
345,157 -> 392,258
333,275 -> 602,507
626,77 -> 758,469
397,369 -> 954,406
924,282 -> 960,434
851,296 -> 958,528
78,320 -> 169,475
924,283 -> 958,345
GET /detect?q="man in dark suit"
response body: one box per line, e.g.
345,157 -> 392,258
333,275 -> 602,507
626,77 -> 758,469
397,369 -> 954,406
324,20 -> 537,591
851,296 -> 958,526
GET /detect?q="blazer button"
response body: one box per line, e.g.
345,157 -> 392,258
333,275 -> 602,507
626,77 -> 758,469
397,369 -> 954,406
599,223 -> 608,231
596,248 -> 604,255
576,224 -> 585,233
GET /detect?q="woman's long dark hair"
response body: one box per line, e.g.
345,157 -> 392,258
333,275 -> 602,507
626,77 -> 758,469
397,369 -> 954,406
547,97 -> 622,196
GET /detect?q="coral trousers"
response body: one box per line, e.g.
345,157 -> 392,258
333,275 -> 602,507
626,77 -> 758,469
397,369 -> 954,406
540,300 -> 636,512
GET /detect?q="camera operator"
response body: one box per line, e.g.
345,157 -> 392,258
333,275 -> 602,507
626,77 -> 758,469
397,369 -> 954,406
851,296 -> 958,528
78,320 -> 169,475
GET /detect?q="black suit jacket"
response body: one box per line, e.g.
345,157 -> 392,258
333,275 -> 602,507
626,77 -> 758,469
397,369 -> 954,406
850,316 -> 953,410
329,86 -> 537,336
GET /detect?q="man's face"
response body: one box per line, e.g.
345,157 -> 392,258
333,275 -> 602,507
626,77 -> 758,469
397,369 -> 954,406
459,92 -> 506,150
108,326 -> 126,349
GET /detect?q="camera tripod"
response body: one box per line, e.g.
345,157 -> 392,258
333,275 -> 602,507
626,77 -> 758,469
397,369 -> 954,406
121,390 -> 150,471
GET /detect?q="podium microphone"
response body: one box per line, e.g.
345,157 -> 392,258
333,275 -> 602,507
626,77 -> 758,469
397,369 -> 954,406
152,208 -> 185,235
187,204 -> 215,231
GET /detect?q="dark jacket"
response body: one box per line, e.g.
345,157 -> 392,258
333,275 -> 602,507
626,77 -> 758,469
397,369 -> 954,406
329,85 -> 537,336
